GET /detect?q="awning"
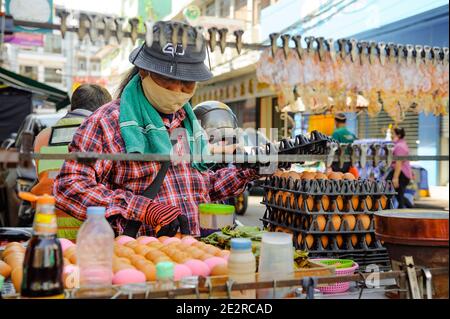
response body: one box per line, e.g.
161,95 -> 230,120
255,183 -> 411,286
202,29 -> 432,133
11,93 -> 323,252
0,66 -> 70,110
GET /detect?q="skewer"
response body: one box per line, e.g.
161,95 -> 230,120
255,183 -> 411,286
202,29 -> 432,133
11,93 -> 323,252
281,34 -> 291,59
269,33 -> 280,58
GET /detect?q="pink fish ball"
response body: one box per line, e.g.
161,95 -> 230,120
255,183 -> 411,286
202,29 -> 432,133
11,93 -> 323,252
112,269 -> 146,285
204,257 -> 227,271
163,237 -> 181,245
181,236 -> 198,246
59,238 -> 75,252
184,259 -> 210,277
174,264 -> 193,281
115,235 -> 136,245
136,236 -> 159,245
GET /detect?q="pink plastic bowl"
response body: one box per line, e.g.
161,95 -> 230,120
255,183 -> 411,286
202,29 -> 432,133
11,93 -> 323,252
311,259 -> 359,294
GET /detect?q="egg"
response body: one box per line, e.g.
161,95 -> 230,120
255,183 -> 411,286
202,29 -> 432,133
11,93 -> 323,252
145,250 -> 165,262
129,254 -> 147,267
315,215 -> 326,231
305,235 -> 314,248
136,236 -> 159,245
305,196 -> 315,211
58,238 -> 76,253
184,259 -> 210,277
0,260 -> 12,278
281,192 -> 291,207
189,249 -> 205,259
163,237 -> 181,245
176,243 -> 190,251
118,257 -> 132,265
357,214 -> 371,230
124,241 -> 140,250
296,233 -> 303,247
4,244 -> 25,255
69,254 -> 77,265
199,254 -> 215,261
115,235 -> 136,245
63,265 -> 80,289
174,264 -> 193,281
331,215 -> 342,231
147,241 -> 164,249
342,215 -> 356,231
112,269 -> 146,285
134,245 -> 152,256
350,196 -> 360,210
314,172 -> 328,180
204,257 -> 227,271
351,235 -> 359,247
319,195 -> 330,211
153,255 -> 172,264
327,172 -> 343,180
63,246 -> 77,258
332,196 -> 344,211
343,172 -> 355,180
336,235 -> 343,248
211,263 -> 228,276
4,253 -> 24,269
137,263 -> 156,281
216,250 -> 230,260
158,236 -> 170,243
113,262 -> 135,273
365,234 -> 373,246
115,246 -> 134,258
320,235 -> 329,249
301,172 -> 316,180
11,267 -> 23,293
4,242 -> 24,251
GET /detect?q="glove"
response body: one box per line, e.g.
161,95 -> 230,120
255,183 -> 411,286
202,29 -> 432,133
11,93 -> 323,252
155,215 -> 191,238
143,201 -> 181,229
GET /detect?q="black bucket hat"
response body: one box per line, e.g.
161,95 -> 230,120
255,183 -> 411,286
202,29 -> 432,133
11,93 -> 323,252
129,21 -> 213,82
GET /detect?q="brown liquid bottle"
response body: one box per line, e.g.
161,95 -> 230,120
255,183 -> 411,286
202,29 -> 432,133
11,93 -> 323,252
19,193 -> 64,299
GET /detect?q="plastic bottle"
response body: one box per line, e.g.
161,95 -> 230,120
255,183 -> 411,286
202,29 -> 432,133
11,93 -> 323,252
156,262 -> 175,298
386,124 -> 392,141
227,238 -> 256,299
76,207 -> 114,298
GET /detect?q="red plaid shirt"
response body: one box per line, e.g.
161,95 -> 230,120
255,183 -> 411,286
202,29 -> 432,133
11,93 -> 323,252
53,100 -> 257,237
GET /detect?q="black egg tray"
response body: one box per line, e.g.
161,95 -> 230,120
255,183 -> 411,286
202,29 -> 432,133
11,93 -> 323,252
277,130 -> 338,156
262,177 -> 396,215
261,208 -> 375,235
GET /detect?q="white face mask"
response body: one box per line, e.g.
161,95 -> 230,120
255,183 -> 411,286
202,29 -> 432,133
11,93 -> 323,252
141,74 -> 196,114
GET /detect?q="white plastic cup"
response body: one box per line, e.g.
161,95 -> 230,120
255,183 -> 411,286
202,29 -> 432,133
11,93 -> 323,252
258,232 -> 294,298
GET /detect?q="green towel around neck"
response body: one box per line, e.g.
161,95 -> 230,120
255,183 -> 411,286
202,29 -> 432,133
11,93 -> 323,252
119,74 -> 210,171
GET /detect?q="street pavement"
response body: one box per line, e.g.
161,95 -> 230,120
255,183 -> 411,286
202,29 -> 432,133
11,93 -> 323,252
235,196 -> 266,228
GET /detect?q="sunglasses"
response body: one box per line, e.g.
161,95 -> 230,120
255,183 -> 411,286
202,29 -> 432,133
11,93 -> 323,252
150,72 -> 196,91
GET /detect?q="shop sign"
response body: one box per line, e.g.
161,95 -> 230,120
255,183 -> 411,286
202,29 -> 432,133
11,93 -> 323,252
3,32 -> 44,46
5,0 -> 53,34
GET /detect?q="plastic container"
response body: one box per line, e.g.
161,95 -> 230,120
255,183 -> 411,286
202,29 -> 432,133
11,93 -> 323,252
312,258 -> 359,294
156,262 -> 175,298
228,238 -> 256,299
76,207 -> 114,298
258,232 -> 295,298
199,204 -> 234,236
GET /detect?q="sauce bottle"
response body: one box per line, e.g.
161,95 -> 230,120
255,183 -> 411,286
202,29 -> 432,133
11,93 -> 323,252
19,193 -> 64,299
227,238 -> 256,298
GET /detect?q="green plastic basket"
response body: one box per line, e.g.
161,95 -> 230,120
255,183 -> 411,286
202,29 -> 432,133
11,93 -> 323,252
315,259 -> 354,269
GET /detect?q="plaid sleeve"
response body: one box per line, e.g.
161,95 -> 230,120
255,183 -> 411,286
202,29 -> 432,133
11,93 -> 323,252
208,167 -> 259,202
53,112 -> 153,223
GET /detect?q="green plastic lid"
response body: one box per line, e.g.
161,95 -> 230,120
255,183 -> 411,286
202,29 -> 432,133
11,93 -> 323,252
199,203 -> 235,215
156,261 -> 174,280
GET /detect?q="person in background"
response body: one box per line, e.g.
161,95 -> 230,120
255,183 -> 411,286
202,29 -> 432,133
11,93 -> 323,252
31,84 -> 112,240
386,127 -> 412,208
330,113 -> 358,174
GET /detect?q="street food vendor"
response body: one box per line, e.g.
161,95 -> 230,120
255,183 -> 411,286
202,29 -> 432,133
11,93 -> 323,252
53,21 -> 259,238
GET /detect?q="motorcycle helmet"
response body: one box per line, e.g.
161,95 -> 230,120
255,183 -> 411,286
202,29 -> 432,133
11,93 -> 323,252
193,101 -> 239,144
